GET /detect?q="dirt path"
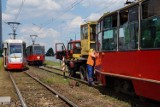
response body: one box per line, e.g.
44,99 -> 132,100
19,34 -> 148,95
0,66 -> 20,106
28,66 -> 131,107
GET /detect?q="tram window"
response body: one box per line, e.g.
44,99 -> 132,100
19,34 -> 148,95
102,29 -> 117,51
104,17 -> 112,29
129,6 -> 138,22
104,14 -> 117,29
119,6 -> 138,50
129,22 -> 138,49
112,14 -> 117,27
120,10 -> 128,25
142,0 -> 160,19
119,25 -> 129,50
119,23 -> 138,50
141,16 -> 160,48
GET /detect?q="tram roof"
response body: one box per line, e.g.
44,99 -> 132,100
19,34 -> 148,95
3,39 -> 25,44
98,0 -> 145,21
27,44 -> 44,47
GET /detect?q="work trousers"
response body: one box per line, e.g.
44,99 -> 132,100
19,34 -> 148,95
87,64 -> 94,83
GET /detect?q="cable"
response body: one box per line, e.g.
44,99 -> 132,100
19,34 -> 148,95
15,0 -> 25,21
2,19 -> 8,24
83,0 -> 120,21
39,0 -> 84,28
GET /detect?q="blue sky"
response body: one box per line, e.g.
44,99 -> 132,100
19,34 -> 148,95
2,0 -> 131,51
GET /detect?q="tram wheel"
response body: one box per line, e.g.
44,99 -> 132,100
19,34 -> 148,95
114,79 -> 121,93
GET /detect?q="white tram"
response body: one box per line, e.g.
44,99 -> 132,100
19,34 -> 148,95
2,39 -> 26,70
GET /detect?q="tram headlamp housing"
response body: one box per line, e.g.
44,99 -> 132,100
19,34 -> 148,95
37,56 -> 40,59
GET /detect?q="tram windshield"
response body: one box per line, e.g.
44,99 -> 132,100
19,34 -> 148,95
33,46 -> 44,55
10,44 -> 22,54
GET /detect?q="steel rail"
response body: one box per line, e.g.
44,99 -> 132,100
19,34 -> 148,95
32,66 -> 160,106
8,71 -> 27,107
24,71 -> 78,107
40,66 -> 92,86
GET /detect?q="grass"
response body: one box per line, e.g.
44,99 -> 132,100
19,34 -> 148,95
0,57 -> 3,69
44,60 -> 61,66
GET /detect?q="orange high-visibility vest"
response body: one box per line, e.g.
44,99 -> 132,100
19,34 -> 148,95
87,52 -> 95,66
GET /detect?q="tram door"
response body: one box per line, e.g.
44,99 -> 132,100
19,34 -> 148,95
3,43 -> 8,66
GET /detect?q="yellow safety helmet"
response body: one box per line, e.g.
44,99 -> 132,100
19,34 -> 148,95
89,49 -> 94,53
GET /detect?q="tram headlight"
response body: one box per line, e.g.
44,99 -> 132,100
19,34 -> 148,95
37,56 -> 40,59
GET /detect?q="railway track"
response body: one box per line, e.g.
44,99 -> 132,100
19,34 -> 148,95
39,65 -> 90,86
38,65 -> 160,107
8,70 -> 78,107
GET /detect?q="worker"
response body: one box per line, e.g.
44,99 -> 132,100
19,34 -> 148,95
87,49 -> 98,85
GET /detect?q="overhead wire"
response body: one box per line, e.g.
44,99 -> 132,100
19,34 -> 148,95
14,0 -> 25,21
39,0 -> 84,28
83,0 -> 121,21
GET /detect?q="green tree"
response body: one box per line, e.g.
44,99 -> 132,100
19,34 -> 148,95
46,48 -> 54,56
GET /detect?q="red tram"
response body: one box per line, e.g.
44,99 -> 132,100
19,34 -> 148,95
95,0 -> 160,101
2,39 -> 26,70
26,44 -> 45,65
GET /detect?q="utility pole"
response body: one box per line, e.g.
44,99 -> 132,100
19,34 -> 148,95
7,22 -> 20,39
30,35 -> 38,45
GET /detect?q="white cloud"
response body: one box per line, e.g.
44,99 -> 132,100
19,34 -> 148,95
82,0 -> 128,14
69,16 -> 83,28
18,25 -> 60,49
3,0 -> 61,21
86,13 -> 102,21
20,25 -> 59,38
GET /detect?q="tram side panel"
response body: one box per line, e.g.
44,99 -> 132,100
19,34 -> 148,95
95,51 -> 160,101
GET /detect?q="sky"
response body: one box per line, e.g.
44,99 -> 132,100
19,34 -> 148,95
2,0 -> 134,51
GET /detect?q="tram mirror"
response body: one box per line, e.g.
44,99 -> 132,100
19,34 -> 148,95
3,44 -> 7,48
2,52 -> 4,56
